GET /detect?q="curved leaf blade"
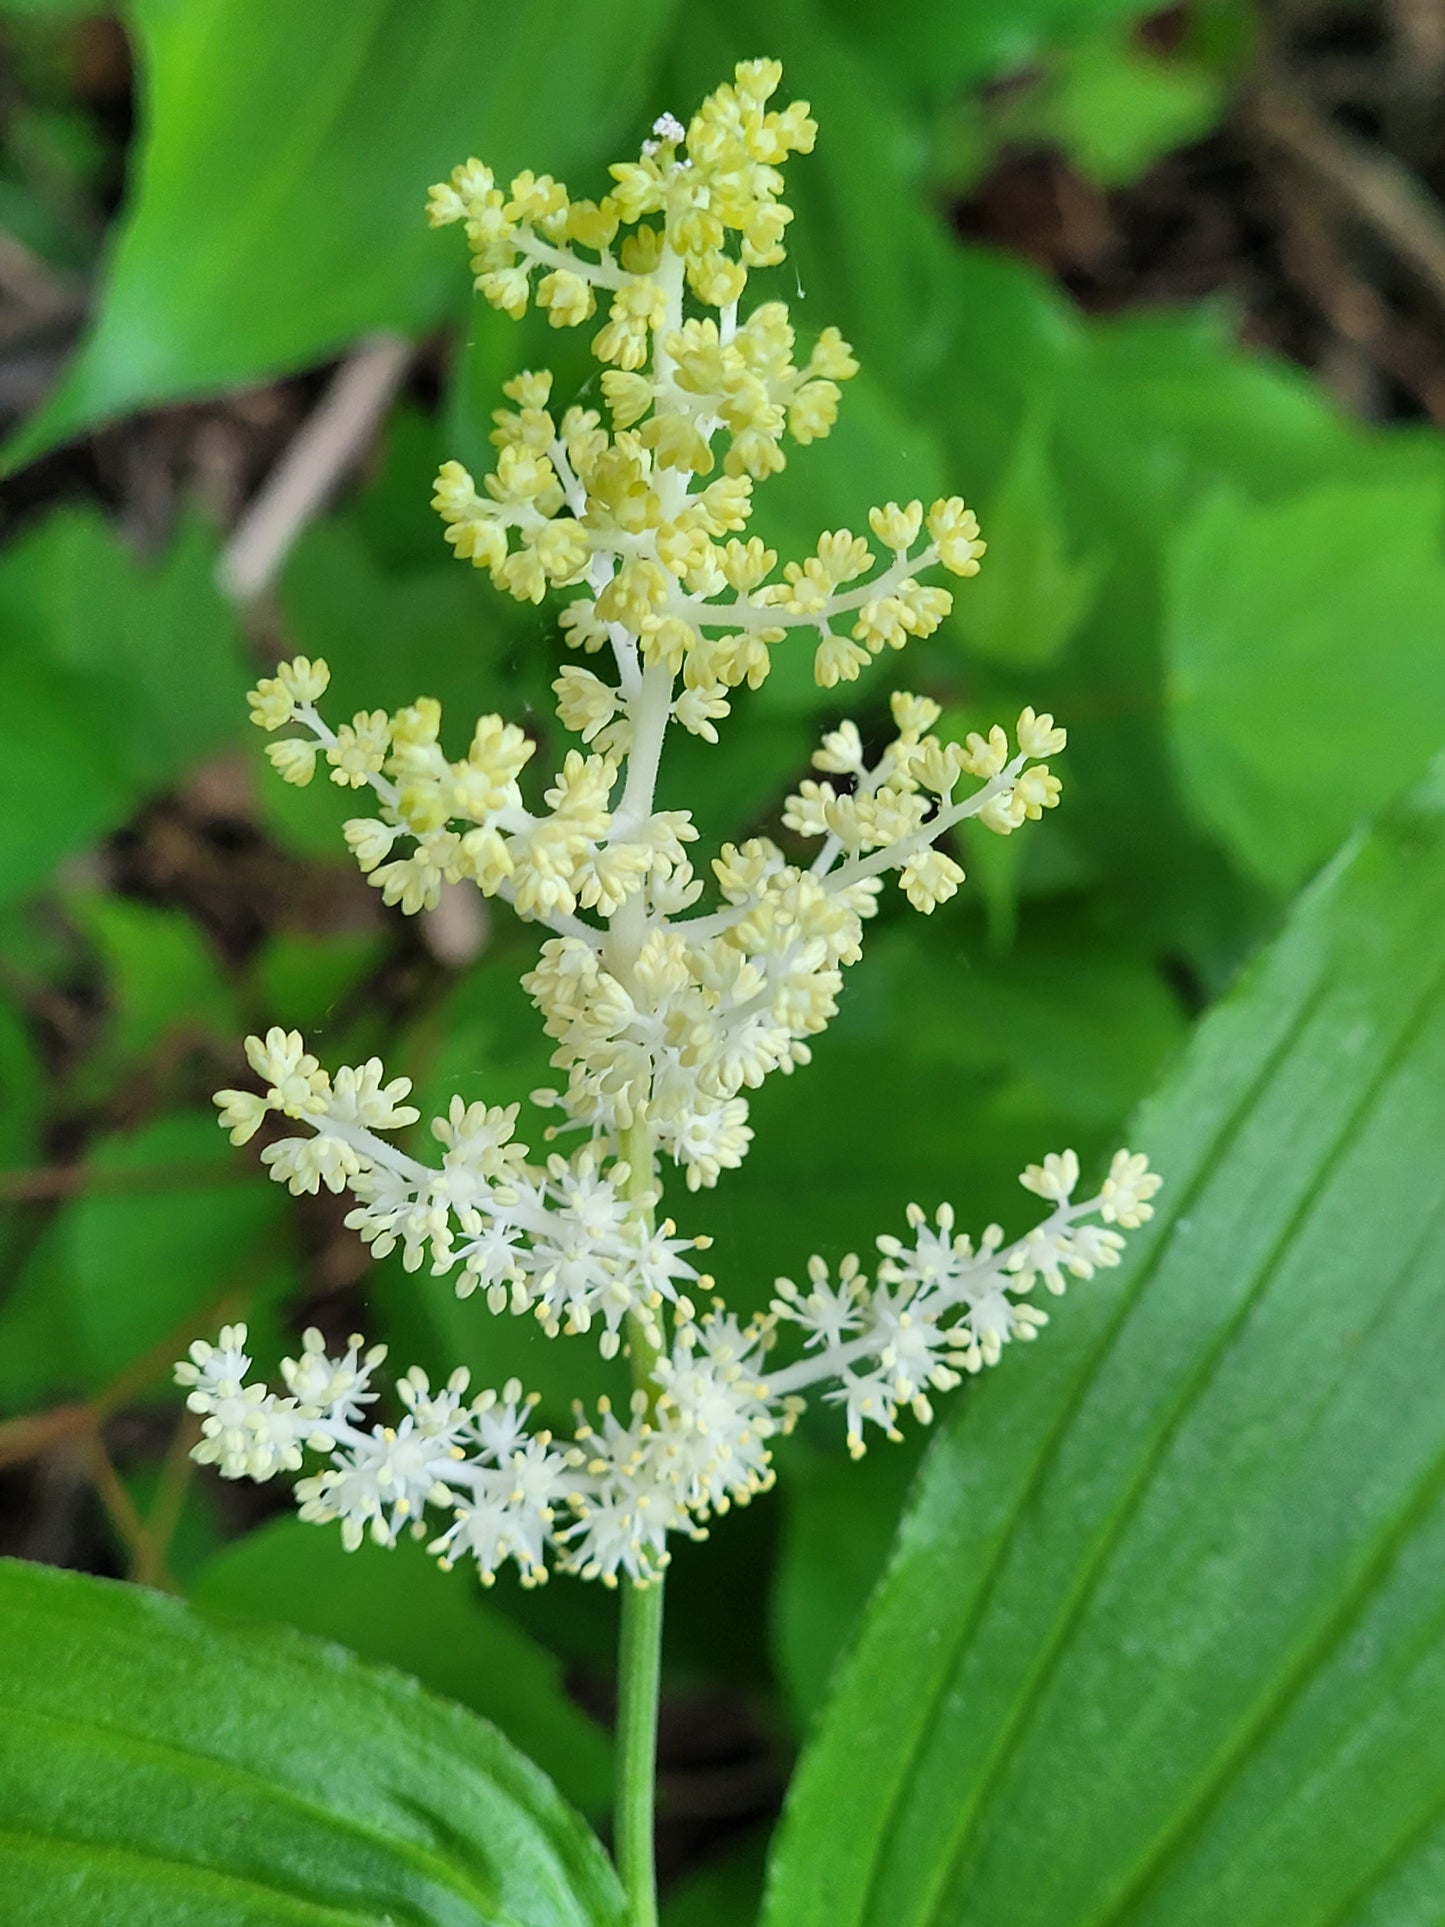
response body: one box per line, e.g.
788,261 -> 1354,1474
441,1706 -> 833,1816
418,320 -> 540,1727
764,758 -> 1445,1927
6,0 -> 674,467
0,1558 -> 625,1926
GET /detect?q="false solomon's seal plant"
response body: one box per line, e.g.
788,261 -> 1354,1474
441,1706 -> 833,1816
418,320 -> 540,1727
177,59 -> 1159,1926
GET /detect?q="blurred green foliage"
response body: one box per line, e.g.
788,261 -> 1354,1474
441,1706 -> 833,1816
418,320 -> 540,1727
1,0 -> 1444,1918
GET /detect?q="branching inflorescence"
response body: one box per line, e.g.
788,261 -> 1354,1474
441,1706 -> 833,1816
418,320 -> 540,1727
179,61 -> 1160,1590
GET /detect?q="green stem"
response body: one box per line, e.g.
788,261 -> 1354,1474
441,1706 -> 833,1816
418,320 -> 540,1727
614,1121 -> 666,1925
616,1552 -> 665,1927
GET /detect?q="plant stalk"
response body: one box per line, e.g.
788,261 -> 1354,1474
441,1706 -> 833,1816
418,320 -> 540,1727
614,1119 -> 666,1925
615,1557 -> 665,1927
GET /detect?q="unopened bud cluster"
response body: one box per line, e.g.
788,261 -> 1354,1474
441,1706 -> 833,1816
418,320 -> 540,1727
181,61 -> 1159,1587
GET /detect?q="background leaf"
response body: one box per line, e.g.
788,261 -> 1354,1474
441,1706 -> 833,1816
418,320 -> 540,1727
764,755 -> 1445,1926
0,1110 -> 287,1411
71,892 -> 238,1069
960,413 -> 1102,668
0,1556 -> 626,1924
0,509 -> 245,905
1165,481 -> 1445,894
5,0 -> 677,465
993,26 -> 1224,187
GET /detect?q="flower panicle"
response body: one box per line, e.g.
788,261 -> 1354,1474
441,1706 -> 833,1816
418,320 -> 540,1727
182,58 -> 1159,1588
174,1145 -> 1158,1582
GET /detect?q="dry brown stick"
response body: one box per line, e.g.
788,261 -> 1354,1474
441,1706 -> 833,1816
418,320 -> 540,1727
0,227 -> 84,322
80,1427 -> 172,1589
0,1227 -> 282,1470
1273,180 -> 1445,424
0,1403 -> 91,1473
1249,83 -> 1445,317
132,1411 -> 199,1592
219,331 -> 412,601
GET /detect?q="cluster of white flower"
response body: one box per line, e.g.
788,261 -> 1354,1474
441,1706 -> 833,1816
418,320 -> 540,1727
182,61 -> 1161,1589
769,1149 -> 1160,1454
249,669 -> 1060,1192
215,1028 -> 702,1358
178,1150 -> 1156,1582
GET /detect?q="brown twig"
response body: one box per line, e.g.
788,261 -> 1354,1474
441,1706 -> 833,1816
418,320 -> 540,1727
0,1226 -> 282,1470
132,1411 -> 199,1592
1248,81 -> 1445,319
80,1426 -> 169,1587
0,1403 -> 91,1474
219,332 -> 412,601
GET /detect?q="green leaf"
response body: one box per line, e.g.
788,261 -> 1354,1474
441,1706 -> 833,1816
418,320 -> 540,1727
0,1110 -> 286,1410
1166,483 -> 1445,894
73,894 -> 238,1064
252,928 -> 387,1037
821,0 -> 1171,103
959,413 -> 1102,668
190,1517 -> 612,1820
0,1557 -> 626,1924
7,0 -> 676,467
998,30 -> 1224,187
0,509 -> 246,905
764,757 -> 1445,1926
278,517 -> 548,728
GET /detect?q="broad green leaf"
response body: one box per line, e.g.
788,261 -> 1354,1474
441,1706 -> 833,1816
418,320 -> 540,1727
253,929 -> 388,1038
821,0 -> 1170,103
764,756 -> 1445,1926
278,518 -> 547,728
73,893 -> 238,1065
1166,483 -> 1445,894
7,0 -> 676,466
0,1557 -> 626,1925
995,30 -> 1224,187
0,0 -> 100,16
0,509 -> 246,905
0,1110 -> 286,1410
958,414 -> 1102,668
190,1517 -> 612,1819
943,302 -> 1436,971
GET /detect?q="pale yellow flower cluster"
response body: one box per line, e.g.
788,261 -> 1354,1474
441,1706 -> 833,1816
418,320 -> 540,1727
423,58 -> 984,711
185,63 -> 1158,1590
242,58 -> 1068,1189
